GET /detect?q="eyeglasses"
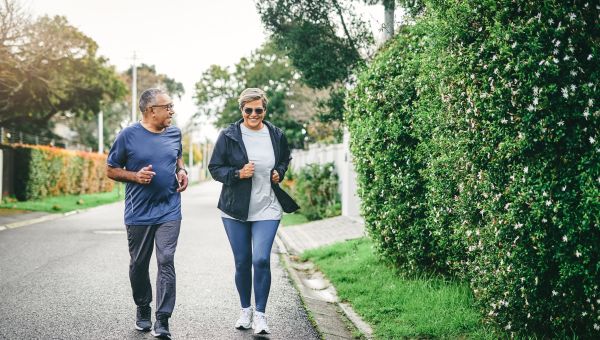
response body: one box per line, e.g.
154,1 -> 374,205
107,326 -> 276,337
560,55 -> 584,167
150,103 -> 174,111
243,107 -> 264,115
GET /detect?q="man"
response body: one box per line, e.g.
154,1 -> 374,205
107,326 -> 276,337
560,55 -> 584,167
106,88 -> 188,339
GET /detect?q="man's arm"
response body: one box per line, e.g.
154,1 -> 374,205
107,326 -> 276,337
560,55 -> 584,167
176,157 -> 189,192
106,165 -> 155,184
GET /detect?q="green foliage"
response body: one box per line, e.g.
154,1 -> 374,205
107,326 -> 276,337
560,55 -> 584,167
8,145 -> 114,201
347,0 -> 599,337
293,163 -> 341,221
0,2 -> 126,131
302,238 -> 496,339
256,0 -> 372,89
194,41 -> 306,148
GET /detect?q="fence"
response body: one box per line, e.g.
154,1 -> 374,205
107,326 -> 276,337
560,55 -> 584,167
290,129 -> 361,218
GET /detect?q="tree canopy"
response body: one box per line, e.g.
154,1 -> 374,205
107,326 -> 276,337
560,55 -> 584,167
194,41 -> 307,148
0,0 -> 126,132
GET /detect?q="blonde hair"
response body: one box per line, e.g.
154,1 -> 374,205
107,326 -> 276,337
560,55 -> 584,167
238,88 -> 268,110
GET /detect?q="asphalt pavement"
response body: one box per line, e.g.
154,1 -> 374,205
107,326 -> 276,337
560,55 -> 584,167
0,181 -> 320,340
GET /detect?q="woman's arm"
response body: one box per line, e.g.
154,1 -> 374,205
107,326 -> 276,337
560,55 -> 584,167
208,132 -> 240,186
274,133 -> 292,182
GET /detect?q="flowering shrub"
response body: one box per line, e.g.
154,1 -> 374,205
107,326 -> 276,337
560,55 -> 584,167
11,144 -> 113,200
293,162 -> 341,221
347,0 -> 599,337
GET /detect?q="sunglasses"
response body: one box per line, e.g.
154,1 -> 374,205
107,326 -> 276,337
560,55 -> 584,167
151,103 -> 174,111
243,107 -> 264,115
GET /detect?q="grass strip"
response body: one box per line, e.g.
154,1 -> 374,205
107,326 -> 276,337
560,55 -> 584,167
302,237 -> 498,339
0,184 -> 124,213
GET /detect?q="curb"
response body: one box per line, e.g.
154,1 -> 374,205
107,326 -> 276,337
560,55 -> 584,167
275,231 -> 374,339
0,209 -> 84,232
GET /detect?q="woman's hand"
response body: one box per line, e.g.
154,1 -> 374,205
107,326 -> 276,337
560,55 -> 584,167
240,162 -> 255,179
271,169 -> 280,183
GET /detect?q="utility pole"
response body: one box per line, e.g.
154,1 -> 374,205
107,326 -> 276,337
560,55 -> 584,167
131,51 -> 137,124
98,110 -> 104,153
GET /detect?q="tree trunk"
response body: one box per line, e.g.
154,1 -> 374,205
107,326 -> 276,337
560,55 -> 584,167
383,0 -> 395,41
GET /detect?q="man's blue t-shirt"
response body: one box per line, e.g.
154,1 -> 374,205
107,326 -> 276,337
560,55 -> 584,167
107,122 -> 182,225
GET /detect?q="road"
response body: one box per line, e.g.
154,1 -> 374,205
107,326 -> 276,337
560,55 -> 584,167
0,181 -> 319,340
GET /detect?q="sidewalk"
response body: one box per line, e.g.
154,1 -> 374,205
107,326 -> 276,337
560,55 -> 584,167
0,209 -> 62,231
276,215 -> 374,339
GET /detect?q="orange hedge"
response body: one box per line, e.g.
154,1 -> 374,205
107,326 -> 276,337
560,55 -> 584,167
11,144 -> 113,201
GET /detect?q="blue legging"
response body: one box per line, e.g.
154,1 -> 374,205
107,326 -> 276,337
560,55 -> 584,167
222,218 -> 280,313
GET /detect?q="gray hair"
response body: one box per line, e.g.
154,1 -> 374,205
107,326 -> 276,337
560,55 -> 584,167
139,88 -> 167,113
238,88 -> 268,110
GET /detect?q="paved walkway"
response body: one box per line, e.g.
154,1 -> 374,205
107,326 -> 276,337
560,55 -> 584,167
278,215 -> 366,255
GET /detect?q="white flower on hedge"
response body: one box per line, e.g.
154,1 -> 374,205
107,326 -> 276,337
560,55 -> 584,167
514,223 -> 523,229
576,250 -> 582,258
594,323 -> 599,331
552,290 -> 558,296
562,186 -> 566,191
558,120 -> 564,126
562,87 -> 569,98
553,49 -> 559,55
563,235 -> 568,242
542,218 -> 548,223
584,109 -> 590,119
524,166 -> 529,173
591,136 -> 596,144
527,104 -> 535,112
553,57 -> 559,64
588,54 -> 593,60
570,84 -> 576,91
583,311 -> 588,316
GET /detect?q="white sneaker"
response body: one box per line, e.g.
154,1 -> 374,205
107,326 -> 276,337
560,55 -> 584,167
235,306 -> 253,329
252,311 -> 270,335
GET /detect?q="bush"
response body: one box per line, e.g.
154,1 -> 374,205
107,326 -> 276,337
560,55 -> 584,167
293,162 -> 341,221
10,144 -> 113,201
346,0 -> 599,337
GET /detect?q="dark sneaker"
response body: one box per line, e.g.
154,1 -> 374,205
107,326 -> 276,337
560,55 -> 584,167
135,305 -> 152,331
151,316 -> 171,339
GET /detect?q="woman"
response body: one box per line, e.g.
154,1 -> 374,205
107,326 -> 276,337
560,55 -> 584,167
208,88 -> 299,335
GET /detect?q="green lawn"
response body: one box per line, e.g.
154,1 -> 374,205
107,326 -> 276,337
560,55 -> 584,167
281,212 -> 310,226
0,184 -> 124,213
302,238 -> 498,339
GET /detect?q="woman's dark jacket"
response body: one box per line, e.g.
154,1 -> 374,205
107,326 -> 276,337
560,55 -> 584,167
208,119 -> 300,221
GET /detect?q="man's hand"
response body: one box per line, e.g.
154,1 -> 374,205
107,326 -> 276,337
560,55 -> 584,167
239,162 -> 255,179
176,169 -> 188,192
136,165 -> 156,184
271,169 -> 280,183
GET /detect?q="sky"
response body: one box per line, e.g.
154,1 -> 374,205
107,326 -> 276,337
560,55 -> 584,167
25,0 -> 395,142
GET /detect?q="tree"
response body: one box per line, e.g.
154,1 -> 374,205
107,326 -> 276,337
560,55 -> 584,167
66,65 -> 185,151
194,41 -> 309,148
0,0 -> 126,134
256,0 -> 373,89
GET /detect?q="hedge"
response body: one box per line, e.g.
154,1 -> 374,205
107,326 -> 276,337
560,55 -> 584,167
283,163 -> 341,221
8,144 -> 113,201
346,0 -> 598,337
